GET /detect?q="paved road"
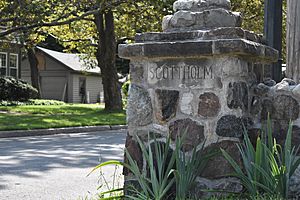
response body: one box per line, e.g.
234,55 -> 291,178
0,130 -> 126,200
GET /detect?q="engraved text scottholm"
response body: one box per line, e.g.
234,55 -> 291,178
147,62 -> 216,88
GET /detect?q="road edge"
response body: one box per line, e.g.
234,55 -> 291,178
0,125 -> 128,138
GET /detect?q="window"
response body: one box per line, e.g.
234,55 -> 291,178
0,53 -> 7,76
9,54 -> 18,77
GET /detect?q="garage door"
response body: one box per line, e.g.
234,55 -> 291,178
41,77 -> 67,101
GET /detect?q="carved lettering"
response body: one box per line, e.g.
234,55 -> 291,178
148,64 -> 213,81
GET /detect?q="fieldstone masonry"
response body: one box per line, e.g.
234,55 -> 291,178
118,0 -> 284,198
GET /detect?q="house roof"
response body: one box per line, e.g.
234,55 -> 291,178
37,46 -> 101,75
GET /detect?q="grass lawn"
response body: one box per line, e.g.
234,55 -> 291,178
0,104 -> 126,131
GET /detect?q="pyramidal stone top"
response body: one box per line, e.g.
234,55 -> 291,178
173,0 -> 231,12
118,0 -> 278,63
162,0 -> 241,32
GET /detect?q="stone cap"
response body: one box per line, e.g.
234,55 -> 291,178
118,39 -> 278,63
135,27 -> 266,44
173,0 -> 231,12
162,8 -> 241,32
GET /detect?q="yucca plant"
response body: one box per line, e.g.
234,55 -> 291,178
90,133 -> 216,200
221,117 -> 300,199
125,135 -> 176,200
173,137 -> 217,200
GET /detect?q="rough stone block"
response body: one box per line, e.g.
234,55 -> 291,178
193,177 -> 242,198
292,84 -> 300,99
198,92 -> 221,117
170,11 -> 196,27
292,126 -> 300,152
123,135 -> 143,176
290,165 -> 300,197
164,9 -> 242,32
273,95 -> 299,120
169,118 -> 205,152
263,78 -> 276,87
253,83 -> 270,96
127,84 -> 153,127
227,82 -> 248,111
200,140 -> 242,178
216,115 -> 244,138
155,89 -> 180,123
173,0 -> 231,12
250,96 -> 261,115
261,98 -> 274,120
130,62 -> 144,84
162,15 -> 173,32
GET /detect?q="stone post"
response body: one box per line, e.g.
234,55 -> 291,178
287,0 -> 300,82
119,0 -> 278,197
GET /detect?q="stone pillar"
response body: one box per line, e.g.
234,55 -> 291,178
286,0 -> 300,82
119,0 -> 278,197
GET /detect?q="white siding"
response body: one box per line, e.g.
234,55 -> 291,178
71,74 -> 103,103
86,76 -> 103,103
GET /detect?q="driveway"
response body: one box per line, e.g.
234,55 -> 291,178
0,130 -> 126,200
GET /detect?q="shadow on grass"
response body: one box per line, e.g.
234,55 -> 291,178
0,130 -> 126,188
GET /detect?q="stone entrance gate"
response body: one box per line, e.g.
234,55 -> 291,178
117,0 -> 300,197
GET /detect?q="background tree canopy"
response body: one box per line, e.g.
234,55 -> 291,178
0,0 -> 286,110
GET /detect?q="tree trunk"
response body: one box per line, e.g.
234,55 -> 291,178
27,47 -> 41,97
286,0 -> 300,82
94,10 -> 123,111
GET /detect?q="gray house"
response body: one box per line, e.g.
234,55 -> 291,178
0,41 -> 21,79
21,47 -> 103,103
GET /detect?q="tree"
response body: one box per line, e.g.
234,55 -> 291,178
0,0 -> 98,97
45,0 -> 175,110
1,0 -> 278,109
0,0 -> 127,110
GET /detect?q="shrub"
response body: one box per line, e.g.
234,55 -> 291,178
221,117 -> 300,199
121,79 -> 130,98
26,99 -> 65,106
0,77 -> 38,101
0,99 -> 66,106
121,80 -> 130,108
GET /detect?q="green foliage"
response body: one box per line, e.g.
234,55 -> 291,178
221,118 -> 300,199
92,134 -> 215,200
26,99 -> 66,106
231,0 -> 264,34
173,137 -> 217,200
0,77 -> 38,101
0,99 -> 65,106
121,80 -> 130,98
126,136 -> 176,200
207,194 -> 284,200
121,79 -> 130,107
